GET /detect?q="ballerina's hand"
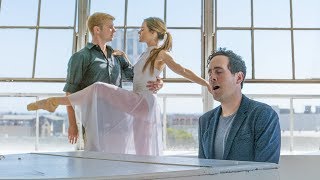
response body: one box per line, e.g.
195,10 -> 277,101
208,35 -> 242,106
206,82 -> 213,94
147,76 -> 163,93
112,50 -> 125,56
113,50 -> 132,65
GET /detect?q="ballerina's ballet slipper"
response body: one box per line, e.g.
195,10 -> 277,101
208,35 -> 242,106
27,97 -> 58,113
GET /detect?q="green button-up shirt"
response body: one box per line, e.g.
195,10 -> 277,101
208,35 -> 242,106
63,43 -> 134,93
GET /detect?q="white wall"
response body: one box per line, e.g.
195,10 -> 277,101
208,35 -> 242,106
280,155 -> 320,180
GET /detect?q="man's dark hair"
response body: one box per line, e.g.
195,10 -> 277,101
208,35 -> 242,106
207,48 -> 247,88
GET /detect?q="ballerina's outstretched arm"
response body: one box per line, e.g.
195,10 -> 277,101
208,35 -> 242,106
157,50 -> 212,93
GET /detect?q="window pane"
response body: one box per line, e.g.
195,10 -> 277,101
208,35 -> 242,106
243,84 -> 320,154
0,97 -> 38,114
254,30 -> 292,79
292,99 -> 320,153
253,0 -> 290,27
110,28 -> 125,50
293,0 -> 320,28
127,0 -> 164,26
0,29 -> 35,78
166,29 -> 201,78
0,82 -> 74,153
163,97 -> 203,114
90,0 -> 125,26
163,111 -> 199,152
0,0 -> 38,26
159,97 -> 203,153
127,39 -> 134,55
35,29 -> 73,78
293,99 -> 320,114
294,30 -> 320,79
109,28 -> 125,52
216,30 -> 252,79
167,0 -> 201,27
0,96 -> 75,154
252,98 -> 289,113
40,0 -> 76,26
217,0 -> 251,27
0,82 -> 65,94
0,97 -> 38,154
243,83 -> 320,95
160,83 -> 202,94
125,29 -> 146,64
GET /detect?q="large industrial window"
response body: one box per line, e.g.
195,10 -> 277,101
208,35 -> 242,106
0,0 -> 77,153
215,0 -> 320,154
0,0 -> 204,155
1,0 -> 319,155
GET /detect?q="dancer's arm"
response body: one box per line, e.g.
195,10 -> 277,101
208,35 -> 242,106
66,92 -> 79,144
158,50 -> 211,92
113,50 -> 134,81
113,50 -> 133,66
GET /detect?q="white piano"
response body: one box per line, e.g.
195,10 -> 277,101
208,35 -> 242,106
0,151 -> 279,179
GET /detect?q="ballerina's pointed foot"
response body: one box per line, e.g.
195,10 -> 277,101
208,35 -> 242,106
27,97 -> 59,112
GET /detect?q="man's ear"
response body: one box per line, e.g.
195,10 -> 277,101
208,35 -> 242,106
93,26 -> 100,34
236,72 -> 244,85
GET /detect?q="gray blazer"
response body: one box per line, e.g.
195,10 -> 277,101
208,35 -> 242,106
198,95 -> 281,163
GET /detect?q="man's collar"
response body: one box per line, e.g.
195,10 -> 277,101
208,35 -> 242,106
86,42 -> 95,49
86,42 -> 113,52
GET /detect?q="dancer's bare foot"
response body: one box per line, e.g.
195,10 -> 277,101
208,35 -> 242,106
27,97 -> 58,112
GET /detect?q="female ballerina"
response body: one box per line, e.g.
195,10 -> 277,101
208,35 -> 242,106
27,17 -> 211,156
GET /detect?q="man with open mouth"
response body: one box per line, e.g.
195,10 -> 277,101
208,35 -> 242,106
198,48 -> 281,164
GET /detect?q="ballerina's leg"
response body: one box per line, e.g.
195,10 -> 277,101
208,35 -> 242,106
92,82 -> 149,118
27,96 -> 71,112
